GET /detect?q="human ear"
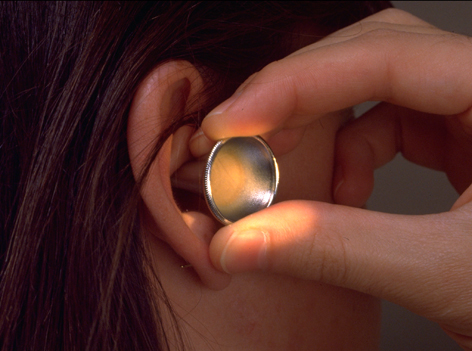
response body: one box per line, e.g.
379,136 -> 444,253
127,61 -> 231,290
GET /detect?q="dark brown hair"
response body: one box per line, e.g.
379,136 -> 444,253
0,2 -> 390,350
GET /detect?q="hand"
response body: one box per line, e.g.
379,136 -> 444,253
203,9 -> 472,350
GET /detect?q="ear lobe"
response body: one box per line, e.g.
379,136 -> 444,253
128,61 -> 231,290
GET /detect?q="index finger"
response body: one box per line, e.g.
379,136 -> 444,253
201,25 -> 472,140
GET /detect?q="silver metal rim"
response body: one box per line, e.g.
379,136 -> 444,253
204,136 -> 279,225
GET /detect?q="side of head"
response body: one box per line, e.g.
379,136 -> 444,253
0,2 -> 390,350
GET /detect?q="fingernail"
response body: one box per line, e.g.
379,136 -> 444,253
189,128 -> 215,158
205,91 -> 242,119
220,229 -> 268,274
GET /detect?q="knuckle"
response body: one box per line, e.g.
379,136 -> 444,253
369,8 -> 433,27
375,8 -> 419,23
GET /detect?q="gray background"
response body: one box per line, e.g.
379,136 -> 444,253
365,2 -> 472,350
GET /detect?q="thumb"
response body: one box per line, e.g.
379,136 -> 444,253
209,201 -> 472,332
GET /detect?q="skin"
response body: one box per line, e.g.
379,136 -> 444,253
150,110 -> 381,350
203,8 -> 472,351
127,16 -> 385,350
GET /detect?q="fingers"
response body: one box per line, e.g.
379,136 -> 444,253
452,184 -> 472,210
333,102 -> 472,206
333,103 -> 449,206
189,124 -> 308,159
209,200 -> 472,335
202,10 -> 472,346
289,8 -> 437,58
201,13 -> 472,141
